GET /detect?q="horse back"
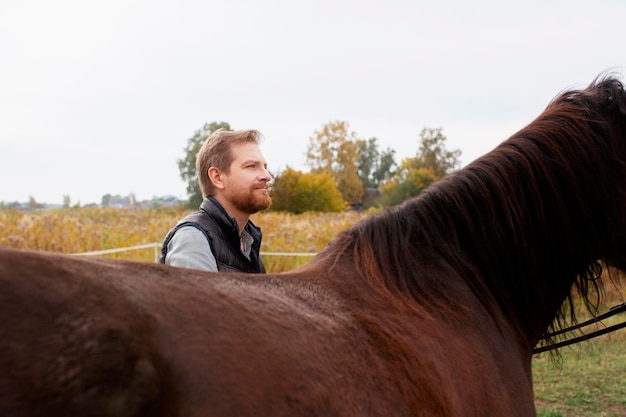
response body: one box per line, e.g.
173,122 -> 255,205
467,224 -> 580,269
0,246 -> 535,416
0,247 -> 403,416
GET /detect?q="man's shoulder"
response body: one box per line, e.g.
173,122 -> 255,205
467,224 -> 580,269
173,223 -> 208,237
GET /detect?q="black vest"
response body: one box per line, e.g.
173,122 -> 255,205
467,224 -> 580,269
160,197 -> 265,273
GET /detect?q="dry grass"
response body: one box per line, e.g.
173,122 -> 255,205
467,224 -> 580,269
253,210 -> 369,271
0,207 -> 186,262
0,207 -> 369,268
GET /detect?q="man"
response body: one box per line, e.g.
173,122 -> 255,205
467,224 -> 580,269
160,128 -> 272,272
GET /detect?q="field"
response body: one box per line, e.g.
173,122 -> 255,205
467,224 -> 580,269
0,207 -> 368,270
1,207 -> 625,415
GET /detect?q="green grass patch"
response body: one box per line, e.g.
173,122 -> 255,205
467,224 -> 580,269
533,315 -> 626,417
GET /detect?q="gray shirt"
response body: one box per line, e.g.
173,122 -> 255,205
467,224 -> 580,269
164,225 -> 254,272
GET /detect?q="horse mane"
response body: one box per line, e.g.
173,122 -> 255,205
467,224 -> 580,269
325,74 -> 626,345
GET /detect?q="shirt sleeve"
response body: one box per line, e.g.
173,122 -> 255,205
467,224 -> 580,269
164,225 -> 218,272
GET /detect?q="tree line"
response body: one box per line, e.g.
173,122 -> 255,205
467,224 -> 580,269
179,121 -> 462,213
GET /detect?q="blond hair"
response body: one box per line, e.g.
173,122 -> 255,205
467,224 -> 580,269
196,129 -> 262,197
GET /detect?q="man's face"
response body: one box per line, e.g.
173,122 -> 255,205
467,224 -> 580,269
221,142 -> 272,214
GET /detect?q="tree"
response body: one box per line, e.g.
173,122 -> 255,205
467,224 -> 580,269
375,148 -> 397,185
412,127 -> 461,178
178,121 -> 232,208
305,121 -> 363,205
379,164 -> 437,207
378,127 -> 460,207
270,167 -> 345,214
62,194 -> 71,209
357,137 -> 396,189
28,195 -> 41,210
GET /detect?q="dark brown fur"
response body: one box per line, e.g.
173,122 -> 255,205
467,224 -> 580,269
1,75 -> 625,416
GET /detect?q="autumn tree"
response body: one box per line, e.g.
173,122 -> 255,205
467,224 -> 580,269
270,166 -> 345,214
178,121 -> 231,208
305,121 -> 363,205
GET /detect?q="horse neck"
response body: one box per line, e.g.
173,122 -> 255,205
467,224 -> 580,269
413,123 -> 618,345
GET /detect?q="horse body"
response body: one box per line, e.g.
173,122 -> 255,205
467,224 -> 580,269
1,75 -> 625,416
1,249 -> 533,416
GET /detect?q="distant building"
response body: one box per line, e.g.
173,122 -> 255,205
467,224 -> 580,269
105,194 -> 136,209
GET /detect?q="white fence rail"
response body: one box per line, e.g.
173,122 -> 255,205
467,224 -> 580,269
73,243 -> 162,261
73,243 -> 317,262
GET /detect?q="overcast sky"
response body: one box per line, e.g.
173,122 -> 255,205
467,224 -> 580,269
1,0 -> 624,205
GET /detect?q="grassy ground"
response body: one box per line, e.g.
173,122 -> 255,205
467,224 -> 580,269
533,291 -> 626,417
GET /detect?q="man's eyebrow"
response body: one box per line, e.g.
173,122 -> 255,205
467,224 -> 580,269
240,159 -> 266,167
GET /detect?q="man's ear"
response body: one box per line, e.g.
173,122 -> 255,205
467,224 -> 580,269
208,167 -> 225,190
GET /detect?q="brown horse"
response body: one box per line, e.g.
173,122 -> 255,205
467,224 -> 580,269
1,75 -> 625,417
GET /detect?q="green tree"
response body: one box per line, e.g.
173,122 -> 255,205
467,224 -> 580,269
178,121 -> 231,208
270,166 -> 346,214
62,194 -> 71,209
305,121 -> 363,205
357,137 -> 396,189
378,128 -> 460,207
375,148 -> 397,185
412,127 -> 461,178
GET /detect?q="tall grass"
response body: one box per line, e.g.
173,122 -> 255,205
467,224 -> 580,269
0,207 -> 187,262
0,207 -> 369,268
1,207 -> 625,414
255,210 -> 368,271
